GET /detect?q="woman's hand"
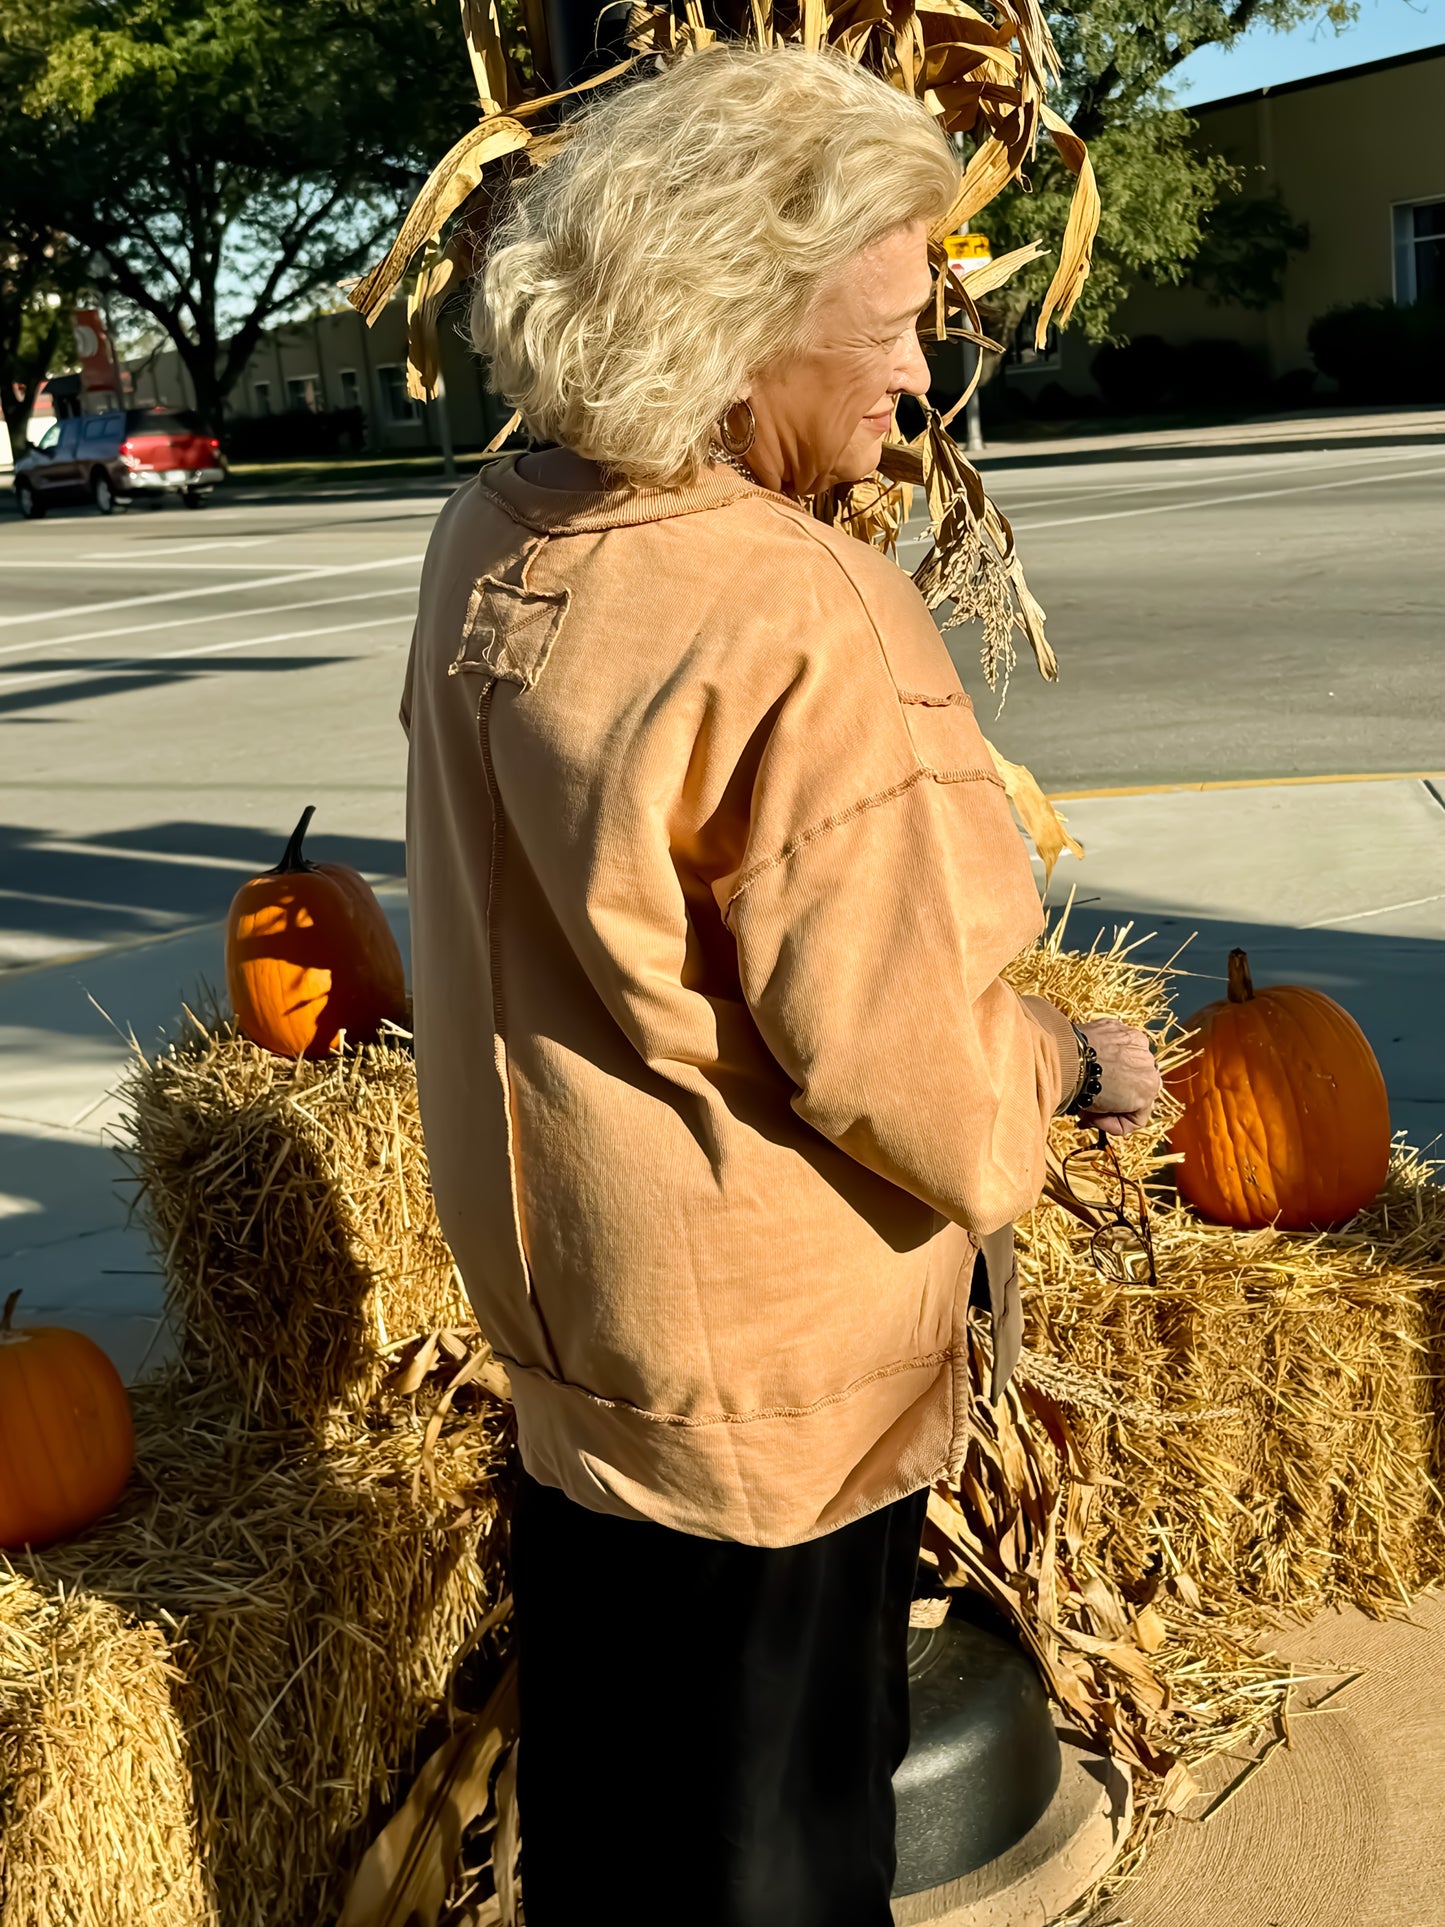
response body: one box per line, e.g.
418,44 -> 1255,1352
1077,1018 -> 1161,1137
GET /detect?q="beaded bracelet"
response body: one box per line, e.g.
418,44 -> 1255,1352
1065,1024 -> 1104,1117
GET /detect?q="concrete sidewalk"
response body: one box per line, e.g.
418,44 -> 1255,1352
1045,774 -> 1445,1153
1,777 -> 1441,1384
974,402 -> 1445,471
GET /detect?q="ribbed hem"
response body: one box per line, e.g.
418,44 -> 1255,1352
475,453 -> 796,534
507,1354 -> 957,1547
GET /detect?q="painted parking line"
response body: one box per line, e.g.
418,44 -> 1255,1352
0,551 -> 425,630
1013,462 -> 1445,534
987,444 -> 1445,510
864,445 -> 1445,552
0,585 -> 416,662
1,612 -> 410,698
1307,892 -> 1445,928
0,557 -> 349,573
79,538 -> 272,559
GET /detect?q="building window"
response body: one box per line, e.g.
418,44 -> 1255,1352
339,368 -> 361,411
253,380 -> 271,416
287,374 -> 320,412
1393,199 -> 1445,305
377,364 -> 420,423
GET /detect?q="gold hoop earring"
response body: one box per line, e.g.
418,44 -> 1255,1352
718,400 -> 756,458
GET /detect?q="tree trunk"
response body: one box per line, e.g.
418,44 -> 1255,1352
1,387 -> 34,457
172,332 -> 229,435
0,314 -> 64,455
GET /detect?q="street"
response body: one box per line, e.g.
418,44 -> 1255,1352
1,413 -> 1442,971
952,417 -> 1445,790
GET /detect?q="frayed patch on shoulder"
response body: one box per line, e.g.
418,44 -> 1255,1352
448,575 -> 571,689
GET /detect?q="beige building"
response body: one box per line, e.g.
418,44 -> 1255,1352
124,293 -> 509,452
1007,41 -> 1445,400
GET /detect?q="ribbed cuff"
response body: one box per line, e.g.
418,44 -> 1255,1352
1017,993 -> 1082,1113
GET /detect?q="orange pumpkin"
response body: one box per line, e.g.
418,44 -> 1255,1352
226,805 -> 407,1058
1168,949 -> 1390,1230
0,1291 -> 135,1550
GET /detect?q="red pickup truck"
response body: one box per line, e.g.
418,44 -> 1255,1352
12,407 -> 227,517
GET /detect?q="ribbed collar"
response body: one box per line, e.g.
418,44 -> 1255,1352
475,453 -> 795,533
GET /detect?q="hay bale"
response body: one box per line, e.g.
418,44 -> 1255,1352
119,1020 -> 471,1431
1023,1195 -> 1445,1616
1007,924 -> 1445,1621
13,1371 -> 511,1927
92,958 -> 1444,1917
0,1572 -> 208,1927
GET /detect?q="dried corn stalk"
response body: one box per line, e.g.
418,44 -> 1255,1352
350,2 -> 1099,843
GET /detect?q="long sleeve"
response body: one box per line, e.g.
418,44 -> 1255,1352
713,526 -> 1070,1237
724,765 -> 1068,1235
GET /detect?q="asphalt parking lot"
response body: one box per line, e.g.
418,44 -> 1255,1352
1,415 -> 1442,968
943,420 -> 1445,791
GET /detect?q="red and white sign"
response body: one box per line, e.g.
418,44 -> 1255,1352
72,309 -> 118,393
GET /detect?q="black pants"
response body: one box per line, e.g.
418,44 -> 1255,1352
512,1470 -> 928,1927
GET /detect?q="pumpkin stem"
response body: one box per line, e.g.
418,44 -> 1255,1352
1227,949 -> 1255,1003
1,1290 -> 18,1333
270,806 -> 318,876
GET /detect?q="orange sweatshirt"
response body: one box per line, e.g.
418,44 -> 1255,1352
402,457 -> 1074,1546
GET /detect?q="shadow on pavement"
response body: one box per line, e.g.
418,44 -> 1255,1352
0,652 -> 355,719
1062,902 -> 1445,1152
0,816 -> 405,965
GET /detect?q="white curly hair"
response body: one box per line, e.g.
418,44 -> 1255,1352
472,44 -> 959,487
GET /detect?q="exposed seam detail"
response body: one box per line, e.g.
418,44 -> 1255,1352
473,469 -> 773,534
508,1347 -> 955,1428
928,763 -> 1003,784
515,534 -> 546,590
899,688 -> 972,709
476,679 -> 508,1054
476,680 -> 560,1378
759,503 -> 912,707
725,762 -> 1005,914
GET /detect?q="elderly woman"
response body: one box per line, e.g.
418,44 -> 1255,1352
402,42 -> 1158,1927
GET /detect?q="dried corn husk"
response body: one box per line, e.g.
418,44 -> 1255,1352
338,1668 -> 519,1927
348,0 -> 1103,791
987,740 -> 1084,881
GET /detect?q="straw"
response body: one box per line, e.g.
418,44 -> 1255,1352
117,1016 -> 471,1432
0,1572 -> 208,1927
7,939 -> 1441,1921
4,1367 -> 511,1927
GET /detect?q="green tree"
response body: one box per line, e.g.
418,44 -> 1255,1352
0,47 -> 88,452
0,220 -> 82,454
1,0 -> 478,430
974,0 -> 1344,350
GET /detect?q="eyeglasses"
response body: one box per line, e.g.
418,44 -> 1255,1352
1048,1128 -> 1159,1288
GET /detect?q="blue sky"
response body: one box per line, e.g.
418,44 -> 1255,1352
1171,0 -> 1444,103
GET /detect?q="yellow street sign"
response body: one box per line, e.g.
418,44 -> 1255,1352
943,231 -> 993,271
